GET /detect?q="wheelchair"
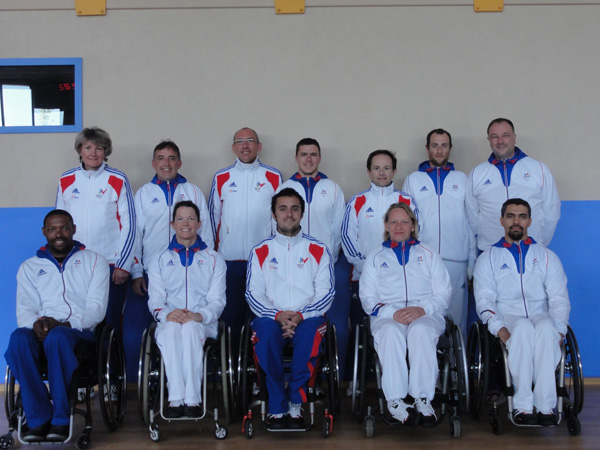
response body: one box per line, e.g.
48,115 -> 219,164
1,323 -> 127,449
467,321 -> 584,436
137,321 -> 234,441
350,316 -> 469,438
238,319 -> 340,439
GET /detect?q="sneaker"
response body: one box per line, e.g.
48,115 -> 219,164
414,398 -> 437,426
164,404 -> 184,419
288,402 -> 305,429
183,404 -> 202,418
103,384 -> 119,402
538,411 -> 557,426
388,399 -> 411,423
512,409 -> 538,425
267,413 -> 287,429
46,424 -> 69,442
22,421 -> 51,443
77,387 -> 95,402
252,382 -> 260,396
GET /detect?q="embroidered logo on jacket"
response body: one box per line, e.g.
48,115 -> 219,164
420,186 -> 428,192
167,260 -> 175,266
483,179 -> 492,185
452,184 -> 459,191
417,256 -> 424,262
269,257 -> 278,270
380,262 -> 389,268
365,207 -> 375,218
297,257 -> 309,268
255,181 -> 266,192
321,189 -> 328,197
523,172 -> 531,181
74,259 -> 82,267
37,269 -> 47,276
500,263 -> 510,270
151,197 -> 160,203
71,188 -> 80,199
96,188 -> 107,198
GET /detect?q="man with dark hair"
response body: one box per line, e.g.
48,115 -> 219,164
280,138 -> 349,376
246,188 -> 334,429
402,129 -> 474,334
5,210 -> 109,442
466,118 -> 560,253
209,128 -> 282,354
474,198 -> 570,426
132,140 -> 213,298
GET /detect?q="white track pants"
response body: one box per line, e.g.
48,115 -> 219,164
504,314 -> 561,412
370,314 -> 445,401
155,321 -> 215,405
443,260 -> 468,338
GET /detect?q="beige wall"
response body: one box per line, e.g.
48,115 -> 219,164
1,1 -> 599,206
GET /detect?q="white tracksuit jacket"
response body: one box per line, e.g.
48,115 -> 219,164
281,172 -> 345,263
56,162 -> 136,272
359,239 -> 451,401
208,158 -> 282,261
132,174 -> 213,279
466,148 -> 560,252
342,183 -> 418,281
17,241 -> 109,331
246,230 -> 334,320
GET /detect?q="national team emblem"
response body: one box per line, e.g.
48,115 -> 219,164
74,259 -> 82,266
255,181 -> 266,192
197,258 -> 205,266
523,172 -> 531,180
452,184 -> 459,191
178,193 -> 186,201
297,257 -> 309,268
532,257 -> 538,266
321,189 -> 327,197
96,188 -> 107,198
417,256 -> 424,262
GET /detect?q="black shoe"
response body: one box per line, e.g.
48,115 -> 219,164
164,405 -> 184,418
266,414 -> 287,430
538,411 -> 557,426
513,410 -> 538,425
22,421 -> 51,443
46,424 -> 69,442
287,414 -> 305,429
183,404 -> 202,418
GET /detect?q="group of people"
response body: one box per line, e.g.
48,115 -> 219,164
6,118 -> 570,440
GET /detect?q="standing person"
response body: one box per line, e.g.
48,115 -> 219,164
402,129 -> 474,334
474,198 -> 570,425
208,127 -> 282,353
466,118 -> 560,254
148,201 -> 226,418
281,138 -> 349,377
359,202 -> 451,425
246,188 -> 334,428
341,149 -> 418,389
56,127 -> 135,331
5,210 -> 109,442
132,140 -> 213,304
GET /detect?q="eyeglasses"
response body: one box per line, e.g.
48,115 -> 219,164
233,137 -> 258,145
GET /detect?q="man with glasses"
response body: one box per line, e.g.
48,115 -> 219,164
466,118 -> 560,254
209,127 -> 282,353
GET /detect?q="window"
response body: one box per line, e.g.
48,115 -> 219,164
0,58 -> 82,134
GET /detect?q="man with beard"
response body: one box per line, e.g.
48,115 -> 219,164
246,188 -> 334,429
473,198 -> 570,426
402,129 -> 474,334
4,209 -> 109,442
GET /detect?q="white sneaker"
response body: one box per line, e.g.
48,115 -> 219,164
388,399 -> 410,423
414,398 -> 437,422
77,387 -> 95,402
288,402 -> 302,419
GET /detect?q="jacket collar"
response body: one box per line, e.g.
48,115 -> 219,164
369,182 -> 396,196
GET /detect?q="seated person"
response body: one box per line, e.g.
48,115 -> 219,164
474,198 -> 570,426
148,200 -> 226,418
246,188 -> 334,429
4,209 -> 109,442
359,202 -> 451,425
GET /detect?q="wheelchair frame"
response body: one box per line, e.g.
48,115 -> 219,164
350,316 -> 469,438
137,321 -> 234,442
238,319 -> 340,439
467,321 -> 584,436
1,323 -> 127,449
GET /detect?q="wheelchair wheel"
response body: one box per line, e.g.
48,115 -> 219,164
137,326 -> 149,423
140,324 -> 161,426
325,323 -> 340,414
350,323 -> 361,418
449,322 -> 469,415
564,326 -> 584,416
219,323 -> 234,424
467,322 -> 489,420
3,367 -> 18,428
98,325 -> 127,431
239,323 -> 255,416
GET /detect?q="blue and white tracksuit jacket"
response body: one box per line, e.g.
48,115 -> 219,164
281,172 -> 345,263
359,239 -> 450,401
132,173 -> 213,279
208,158 -> 282,261
474,237 -> 570,412
466,148 -> 560,252
342,182 -> 418,281
148,235 -> 226,405
56,162 -> 136,272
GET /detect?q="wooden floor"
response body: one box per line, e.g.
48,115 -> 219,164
1,381 -> 598,449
